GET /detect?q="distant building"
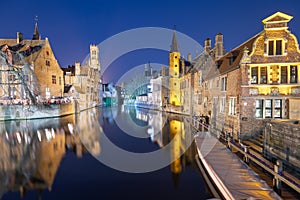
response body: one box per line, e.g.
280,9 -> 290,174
63,45 -> 102,109
102,83 -> 117,106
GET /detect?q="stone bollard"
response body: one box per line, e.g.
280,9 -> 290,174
273,160 -> 282,195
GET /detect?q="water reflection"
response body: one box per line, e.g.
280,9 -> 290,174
96,106 -> 198,185
0,107 -> 102,199
0,106 -> 211,199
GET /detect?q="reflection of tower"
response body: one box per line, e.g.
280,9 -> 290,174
169,30 -> 181,106
34,130 -> 66,190
170,119 -> 183,188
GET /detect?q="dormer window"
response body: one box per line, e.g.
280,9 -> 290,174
268,40 -> 283,56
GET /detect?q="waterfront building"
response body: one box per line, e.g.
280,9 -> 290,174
183,12 -> 300,140
63,45 -> 102,109
0,22 -> 64,102
150,66 -> 169,108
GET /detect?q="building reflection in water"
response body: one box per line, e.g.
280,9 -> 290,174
132,107 -> 197,189
0,106 -> 200,198
0,107 -> 102,199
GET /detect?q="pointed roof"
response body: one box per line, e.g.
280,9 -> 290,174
170,31 -> 179,53
262,11 -> 293,24
32,17 -> 40,40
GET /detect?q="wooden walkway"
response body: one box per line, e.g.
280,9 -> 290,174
195,132 -> 282,200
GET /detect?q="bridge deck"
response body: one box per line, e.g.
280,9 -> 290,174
195,132 -> 282,200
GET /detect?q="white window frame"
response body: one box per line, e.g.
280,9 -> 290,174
220,97 -> 226,113
229,97 -> 236,116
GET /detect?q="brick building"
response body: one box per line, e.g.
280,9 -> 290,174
197,12 -> 300,139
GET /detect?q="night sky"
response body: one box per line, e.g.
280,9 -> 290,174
1,0 -> 300,83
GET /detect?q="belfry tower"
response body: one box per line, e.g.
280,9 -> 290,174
169,30 -> 182,106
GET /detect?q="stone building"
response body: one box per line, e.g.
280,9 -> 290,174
0,22 -> 64,102
63,45 -> 102,110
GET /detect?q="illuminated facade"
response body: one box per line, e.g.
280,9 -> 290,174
64,45 -> 102,109
196,11 -> 300,139
0,22 -> 64,101
169,31 -> 182,106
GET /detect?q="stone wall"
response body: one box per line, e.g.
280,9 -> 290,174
264,120 -> 300,170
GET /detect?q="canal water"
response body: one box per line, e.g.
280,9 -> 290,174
0,106 -> 214,200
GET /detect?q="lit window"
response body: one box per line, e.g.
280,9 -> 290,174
290,65 -> 298,83
274,99 -> 282,118
255,99 -> 263,118
260,67 -> 267,84
265,99 -> 272,118
251,67 -> 258,84
280,66 -> 287,83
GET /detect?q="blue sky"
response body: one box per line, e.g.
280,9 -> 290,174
1,0 -> 300,83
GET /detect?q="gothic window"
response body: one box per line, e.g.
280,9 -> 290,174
290,65 -> 298,83
260,67 -> 267,84
281,66 -> 287,83
251,67 -> 258,84
46,60 -> 50,66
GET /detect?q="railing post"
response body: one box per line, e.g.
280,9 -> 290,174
227,134 -> 232,151
273,160 -> 282,195
244,145 -> 249,164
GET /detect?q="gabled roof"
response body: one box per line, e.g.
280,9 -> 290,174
204,32 -> 262,80
0,39 -> 45,65
262,11 -> 293,24
64,84 -> 73,93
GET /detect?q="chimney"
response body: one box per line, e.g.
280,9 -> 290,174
204,38 -> 211,53
215,33 -> 224,59
17,32 -> 23,44
187,53 -> 192,62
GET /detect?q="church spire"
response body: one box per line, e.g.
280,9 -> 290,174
170,26 -> 179,53
32,16 -> 40,40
